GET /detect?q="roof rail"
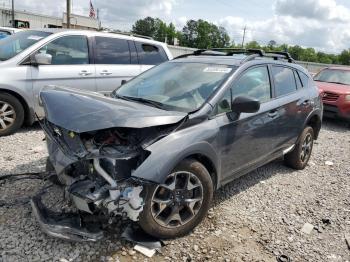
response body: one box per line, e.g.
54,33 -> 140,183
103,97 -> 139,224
102,30 -> 154,40
174,48 -> 295,63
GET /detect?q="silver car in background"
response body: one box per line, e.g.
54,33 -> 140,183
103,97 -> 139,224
0,26 -> 22,39
0,29 -> 173,136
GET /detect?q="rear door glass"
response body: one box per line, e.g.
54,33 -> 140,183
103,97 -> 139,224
271,66 -> 297,97
135,42 -> 168,65
94,37 -> 130,64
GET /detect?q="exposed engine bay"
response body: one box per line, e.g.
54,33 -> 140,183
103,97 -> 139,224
33,120 -> 182,241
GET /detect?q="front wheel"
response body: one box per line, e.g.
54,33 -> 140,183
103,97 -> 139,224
0,93 -> 24,137
284,126 -> 314,170
139,159 -> 213,239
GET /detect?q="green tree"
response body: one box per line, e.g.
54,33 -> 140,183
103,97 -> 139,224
180,19 -> 230,48
132,17 -> 158,38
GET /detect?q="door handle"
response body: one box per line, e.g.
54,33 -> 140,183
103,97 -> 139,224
79,70 -> 92,76
268,110 -> 279,118
100,70 -> 112,76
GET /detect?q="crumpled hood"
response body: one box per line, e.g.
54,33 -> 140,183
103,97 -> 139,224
40,89 -> 187,133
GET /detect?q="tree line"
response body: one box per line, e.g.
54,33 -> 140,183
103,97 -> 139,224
131,17 -> 350,65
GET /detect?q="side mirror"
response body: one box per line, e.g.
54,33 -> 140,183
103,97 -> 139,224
232,96 -> 260,114
33,53 -> 52,65
121,79 -> 127,85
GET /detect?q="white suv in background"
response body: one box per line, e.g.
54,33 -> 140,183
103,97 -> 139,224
0,29 -> 173,136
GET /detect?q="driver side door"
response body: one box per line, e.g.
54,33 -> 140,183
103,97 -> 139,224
214,65 -> 282,182
30,35 -> 96,117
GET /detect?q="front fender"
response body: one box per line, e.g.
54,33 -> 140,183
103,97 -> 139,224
132,120 -> 220,185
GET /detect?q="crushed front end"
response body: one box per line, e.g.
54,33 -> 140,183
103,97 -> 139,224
33,119 -> 174,241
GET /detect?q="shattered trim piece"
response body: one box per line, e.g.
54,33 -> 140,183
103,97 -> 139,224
31,194 -> 104,242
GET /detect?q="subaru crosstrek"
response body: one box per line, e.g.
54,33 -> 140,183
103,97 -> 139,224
32,49 -> 323,241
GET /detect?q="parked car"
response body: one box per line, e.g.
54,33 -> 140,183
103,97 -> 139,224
314,67 -> 350,122
0,29 -> 172,136
31,49 -> 322,241
0,26 -> 22,39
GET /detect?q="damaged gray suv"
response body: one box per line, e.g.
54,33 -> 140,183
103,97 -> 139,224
32,49 -> 323,241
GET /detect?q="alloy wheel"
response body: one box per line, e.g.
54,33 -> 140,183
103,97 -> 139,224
300,133 -> 313,162
0,101 -> 16,131
151,171 -> 204,228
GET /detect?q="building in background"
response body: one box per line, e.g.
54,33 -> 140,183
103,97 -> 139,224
0,7 -> 99,30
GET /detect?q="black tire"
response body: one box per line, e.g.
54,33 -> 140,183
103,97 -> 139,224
0,92 -> 24,137
284,126 -> 314,170
139,159 -> 214,239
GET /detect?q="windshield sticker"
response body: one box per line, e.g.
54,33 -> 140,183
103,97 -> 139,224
203,67 -> 232,73
27,35 -> 44,41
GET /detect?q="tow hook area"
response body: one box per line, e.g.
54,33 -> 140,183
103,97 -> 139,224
31,194 -> 104,242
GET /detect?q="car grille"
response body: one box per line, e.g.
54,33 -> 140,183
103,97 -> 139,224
322,92 -> 339,102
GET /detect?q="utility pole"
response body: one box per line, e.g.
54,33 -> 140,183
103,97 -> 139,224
11,0 -> 15,28
66,0 -> 71,28
241,25 -> 247,48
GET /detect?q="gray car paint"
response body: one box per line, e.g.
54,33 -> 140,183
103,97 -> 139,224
43,57 -> 323,190
40,89 -> 187,133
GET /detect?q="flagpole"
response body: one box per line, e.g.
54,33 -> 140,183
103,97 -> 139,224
66,0 -> 71,28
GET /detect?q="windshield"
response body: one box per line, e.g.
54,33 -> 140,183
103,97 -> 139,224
0,30 -> 52,61
114,62 -> 235,112
314,69 -> 350,86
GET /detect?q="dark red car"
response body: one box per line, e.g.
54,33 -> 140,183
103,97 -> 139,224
314,67 -> 350,122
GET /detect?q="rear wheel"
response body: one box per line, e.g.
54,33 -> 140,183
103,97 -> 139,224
139,159 -> 213,239
0,93 -> 24,137
284,126 -> 314,170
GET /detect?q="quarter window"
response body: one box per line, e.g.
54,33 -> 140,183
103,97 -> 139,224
298,71 -> 309,87
135,42 -> 168,65
232,66 -> 271,103
94,37 -> 130,64
272,66 -> 297,97
38,35 -> 89,65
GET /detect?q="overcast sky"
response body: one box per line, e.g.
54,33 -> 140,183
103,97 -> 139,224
3,0 -> 350,53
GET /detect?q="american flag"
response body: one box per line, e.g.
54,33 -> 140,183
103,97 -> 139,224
89,0 -> 96,18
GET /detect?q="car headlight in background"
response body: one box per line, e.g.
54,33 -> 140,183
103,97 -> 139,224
345,94 -> 350,101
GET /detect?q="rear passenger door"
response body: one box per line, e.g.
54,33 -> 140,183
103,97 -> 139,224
135,41 -> 169,72
94,37 -> 142,95
270,65 -> 310,149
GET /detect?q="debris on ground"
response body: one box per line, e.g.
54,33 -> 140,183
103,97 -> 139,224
134,244 -> 156,258
301,223 -> 315,234
325,161 -> 334,166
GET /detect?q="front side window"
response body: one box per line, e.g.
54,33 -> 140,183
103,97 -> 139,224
37,35 -> 89,65
0,30 -> 51,61
272,66 -> 297,97
135,42 -> 168,65
232,66 -> 271,103
94,37 -> 130,64
114,62 -> 235,112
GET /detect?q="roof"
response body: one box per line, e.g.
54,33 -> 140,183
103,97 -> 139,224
172,56 -> 243,66
22,29 -> 168,46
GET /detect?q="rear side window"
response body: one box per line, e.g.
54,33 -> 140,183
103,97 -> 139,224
232,66 -> 271,103
135,42 -> 168,65
94,37 -> 130,64
272,66 -> 297,97
298,71 -> 309,87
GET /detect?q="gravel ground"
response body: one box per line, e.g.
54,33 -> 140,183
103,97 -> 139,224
0,120 -> 349,262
